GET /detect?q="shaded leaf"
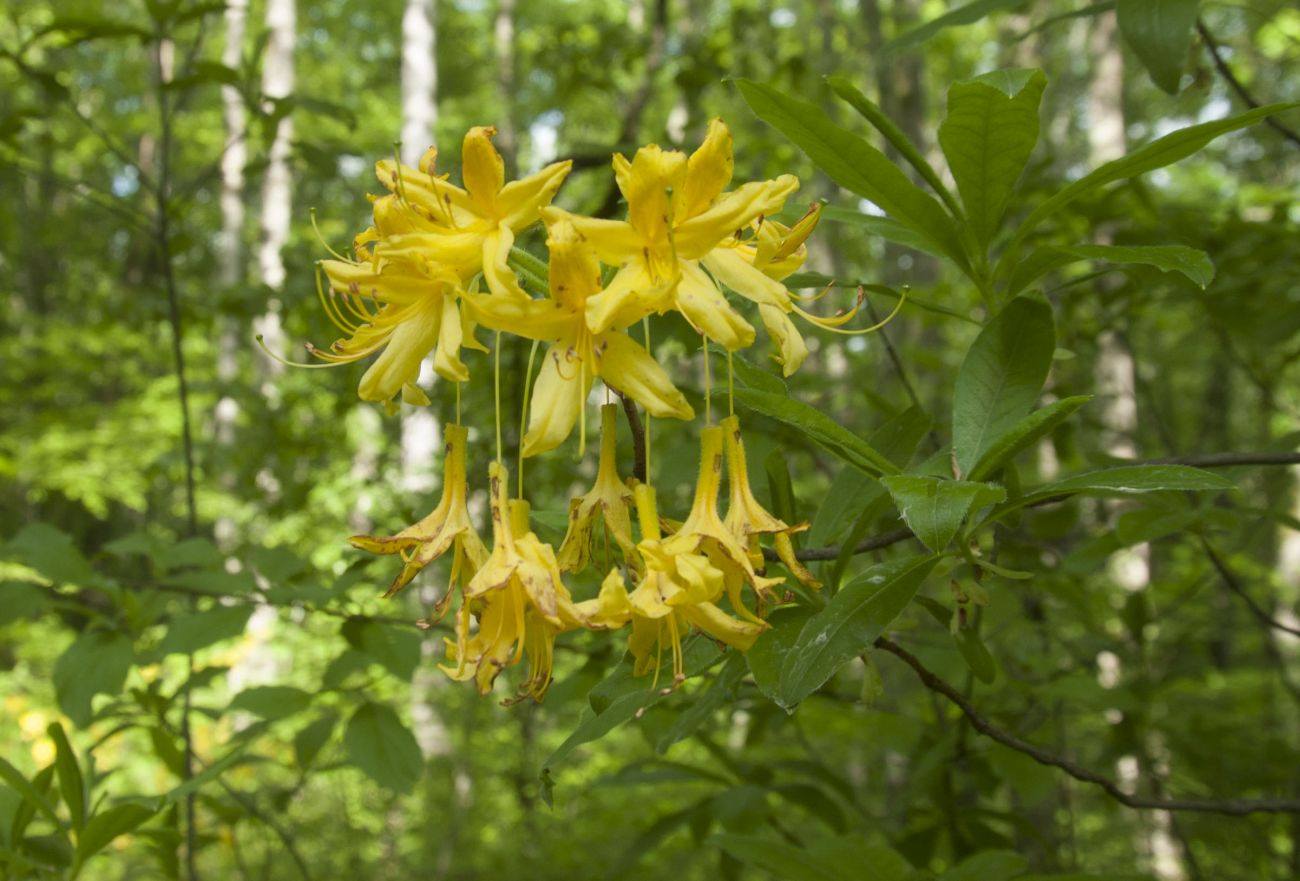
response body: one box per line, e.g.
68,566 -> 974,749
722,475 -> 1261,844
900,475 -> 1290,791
967,396 -> 1092,481
733,388 -> 899,478
1117,0 -> 1200,93
343,704 -> 423,794
54,631 -> 134,727
881,476 -> 1006,552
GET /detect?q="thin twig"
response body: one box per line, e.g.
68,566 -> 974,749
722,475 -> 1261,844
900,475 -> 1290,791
617,391 -> 648,484
1197,20 -> 1300,151
1201,538 -> 1300,639
874,637 -> 1300,816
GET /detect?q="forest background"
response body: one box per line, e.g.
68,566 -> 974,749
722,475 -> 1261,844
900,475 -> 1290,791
2,1 -> 1299,880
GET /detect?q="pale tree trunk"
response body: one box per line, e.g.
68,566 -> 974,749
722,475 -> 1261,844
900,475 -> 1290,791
1088,13 -> 1184,880
214,0 -> 248,549
398,0 -> 452,763
254,0 -> 295,373
493,0 -> 518,174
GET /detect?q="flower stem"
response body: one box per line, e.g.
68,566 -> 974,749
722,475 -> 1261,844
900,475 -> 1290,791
517,339 -> 540,498
703,335 -> 712,426
727,349 -> 735,417
643,318 -> 653,483
494,330 -> 503,464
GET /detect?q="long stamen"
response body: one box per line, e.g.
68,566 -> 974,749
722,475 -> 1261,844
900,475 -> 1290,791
795,285 -> 908,335
518,339 -> 540,498
643,318 -> 653,482
578,355 -> 588,459
255,335 -> 343,369
391,142 -> 410,206
310,209 -> 353,263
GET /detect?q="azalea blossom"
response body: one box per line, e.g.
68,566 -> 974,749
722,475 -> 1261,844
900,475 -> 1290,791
466,221 -> 693,456
543,119 -> 798,351
556,403 -> 638,573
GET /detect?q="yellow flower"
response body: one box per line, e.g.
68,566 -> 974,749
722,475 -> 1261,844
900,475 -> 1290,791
466,220 -> 693,456
556,403 -> 637,573
599,484 -> 765,688
719,415 -> 820,590
543,119 -> 798,350
704,203 -> 823,375
440,463 -> 587,700
373,127 -> 573,299
313,259 -> 475,409
663,426 -> 784,622
349,423 -> 487,607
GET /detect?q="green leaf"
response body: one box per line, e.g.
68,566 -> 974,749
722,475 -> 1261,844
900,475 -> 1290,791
1117,0 -> 1200,94
819,207 -> 948,258
779,556 -> 939,707
157,538 -> 223,571
967,396 -> 1092,482
735,79 -> 970,272
733,387 -> 900,478
745,606 -> 816,706
343,703 -> 423,794
294,716 -> 336,770
656,655 -> 746,753
881,476 -> 1006,552
71,804 -> 154,878
916,596 -> 997,683
54,631 -> 135,727
942,849 -> 1027,881
46,724 -> 85,830
158,605 -> 253,656
341,619 -> 421,680
886,0 -> 1029,52
0,758 -> 62,828
163,569 -> 257,595
952,296 -> 1056,476
1009,102 -> 1300,249
8,524 -> 95,586
987,465 -> 1234,522
829,77 -> 960,214
938,69 -> 1046,249
713,833 -> 854,881
228,686 -> 312,721
1006,244 -> 1214,295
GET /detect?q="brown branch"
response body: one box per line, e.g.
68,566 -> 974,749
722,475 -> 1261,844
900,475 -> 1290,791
617,391 -> 648,484
1197,20 -> 1300,150
874,637 -> 1300,816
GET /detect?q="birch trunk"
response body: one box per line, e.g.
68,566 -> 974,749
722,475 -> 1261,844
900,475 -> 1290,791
254,0 -> 295,373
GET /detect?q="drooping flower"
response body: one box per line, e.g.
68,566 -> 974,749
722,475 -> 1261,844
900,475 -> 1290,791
663,426 -> 784,622
440,463 -> 588,700
556,403 -> 637,573
373,127 -> 573,299
349,423 -> 487,609
599,484 -> 765,688
543,119 -> 798,351
719,415 -> 820,590
466,220 -> 693,456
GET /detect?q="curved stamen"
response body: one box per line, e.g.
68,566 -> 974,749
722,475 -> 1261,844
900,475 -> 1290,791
794,285 -> 908,336
310,208 -> 354,263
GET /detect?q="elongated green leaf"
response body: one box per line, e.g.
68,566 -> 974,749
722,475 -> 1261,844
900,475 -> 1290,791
46,724 -> 85,830
733,387 -> 900,478
735,79 -> 970,272
952,296 -> 1056,476
228,686 -> 313,721
1010,102 -> 1300,249
829,77 -> 960,214
294,716 -> 336,770
745,606 -> 816,706
714,833 -> 851,881
341,618 -> 421,680
343,703 -> 423,794
53,630 -> 134,727
0,758 -> 61,827
1117,0 -> 1200,94
987,464 -> 1234,523
71,804 -> 154,878
942,849 -> 1027,881
819,207 -> 947,257
881,476 -> 1006,552
939,69 -> 1045,249
779,556 -> 938,707
656,654 -> 746,752
1007,244 -> 1213,295
886,0 -> 1029,52
158,605 -> 253,656
916,596 -> 997,683
967,395 -> 1092,481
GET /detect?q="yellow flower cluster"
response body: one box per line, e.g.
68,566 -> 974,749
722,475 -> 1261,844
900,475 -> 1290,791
306,121 -> 847,701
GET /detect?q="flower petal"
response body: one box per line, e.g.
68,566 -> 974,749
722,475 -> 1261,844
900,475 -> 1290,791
433,293 -> 470,382
464,292 -> 574,342
462,126 -> 505,215
542,208 -> 643,265
702,248 -> 792,308
584,261 -> 664,334
595,330 -> 694,420
679,119 -> 734,220
522,343 -> 592,456
674,261 -> 755,351
675,176 -> 799,260
758,303 -> 808,376
499,159 -> 573,230
357,296 -> 444,404
481,226 -> 530,300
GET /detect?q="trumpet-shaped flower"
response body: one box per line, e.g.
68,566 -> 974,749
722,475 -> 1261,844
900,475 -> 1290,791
663,426 -> 784,621
467,221 -> 693,456
441,463 -> 587,700
372,128 -> 572,299
556,404 -> 637,572
349,424 -> 487,608
720,415 -> 820,590
543,119 -> 798,350
599,484 -> 765,687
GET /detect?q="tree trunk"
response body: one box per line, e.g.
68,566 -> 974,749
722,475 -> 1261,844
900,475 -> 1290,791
493,0 -> 518,174
254,0 -> 295,372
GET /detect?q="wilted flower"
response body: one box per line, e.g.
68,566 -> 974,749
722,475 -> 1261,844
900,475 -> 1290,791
556,403 -> 638,573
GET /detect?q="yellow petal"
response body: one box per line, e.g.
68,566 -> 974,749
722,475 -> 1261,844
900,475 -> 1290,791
623,145 -> 688,243
499,159 -> 573,230
546,220 -> 604,309
462,126 -> 504,215
357,296 -> 443,404
481,226 -> 530,300
584,261 -> 664,334
758,303 -> 808,376
522,342 -> 593,457
542,208 -> 643,266
675,176 -> 799,260
433,293 -> 470,383
463,292 -> 574,342
594,330 -> 694,420
376,231 -> 483,278
321,260 -> 429,305
679,119 -> 734,221
702,248 -> 792,308
673,261 -> 755,351
679,601 -> 765,651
